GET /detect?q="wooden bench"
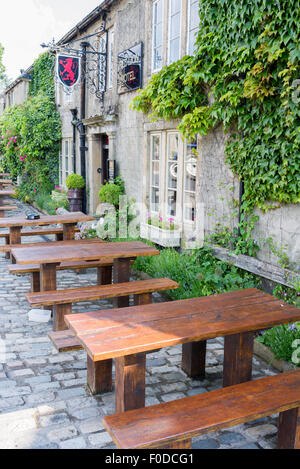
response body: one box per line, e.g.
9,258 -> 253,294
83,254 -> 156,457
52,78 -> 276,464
0,227 -> 81,251
0,205 -> 18,217
28,278 -> 178,331
103,370 -> 300,449
9,259 -> 114,293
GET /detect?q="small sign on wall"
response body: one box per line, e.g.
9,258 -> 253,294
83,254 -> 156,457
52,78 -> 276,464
117,43 -> 143,94
57,55 -> 80,88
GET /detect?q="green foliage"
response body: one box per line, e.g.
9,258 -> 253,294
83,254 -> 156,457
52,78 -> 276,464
35,190 -> 68,215
0,51 -> 61,204
257,323 -> 300,364
29,53 -> 55,99
0,43 -> 9,92
207,214 -> 260,256
66,173 -> 85,189
99,182 -> 124,206
134,246 -> 260,300
132,0 -> 300,212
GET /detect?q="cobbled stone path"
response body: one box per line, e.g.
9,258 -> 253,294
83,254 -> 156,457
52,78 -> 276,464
0,200 -> 281,449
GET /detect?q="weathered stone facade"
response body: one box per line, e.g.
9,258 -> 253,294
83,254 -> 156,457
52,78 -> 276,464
56,0 -> 299,267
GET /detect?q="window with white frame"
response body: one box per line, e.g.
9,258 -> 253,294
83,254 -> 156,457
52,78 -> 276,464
59,147 -> 63,185
148,130 -> 197,226
107,29 -> 114,89
187,0 -> 199,55
150,134 -> 161,213
168,0 -> 182,64
62,139 -> 72,179
152,0 -> 163,71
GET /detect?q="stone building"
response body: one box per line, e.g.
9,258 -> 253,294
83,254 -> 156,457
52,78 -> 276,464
55,0 -> 299,267
0,68 -> 32,115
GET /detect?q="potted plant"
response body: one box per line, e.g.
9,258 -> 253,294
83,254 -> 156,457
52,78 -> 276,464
140,215 -> 182,247
66,173 -> 85,212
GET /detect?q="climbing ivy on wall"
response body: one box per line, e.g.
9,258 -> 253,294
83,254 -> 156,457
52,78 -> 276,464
0,52 -> 61,202
132,0 -> 300,213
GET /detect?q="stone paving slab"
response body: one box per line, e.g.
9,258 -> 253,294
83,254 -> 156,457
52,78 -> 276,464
0,200 -> 282,449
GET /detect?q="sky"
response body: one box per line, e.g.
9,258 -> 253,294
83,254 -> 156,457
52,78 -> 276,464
0,0 -> 103,81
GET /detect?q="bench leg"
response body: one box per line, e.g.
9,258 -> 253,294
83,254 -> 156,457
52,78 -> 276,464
115,353 -> 146,413
159,439 -> 192,449
97,265 -> 113,286
134,292 -> 152,306
87,355 -> 113,395
55,233 -> 64,241
30,272 -> 41,293
113,258 -> 131,308
278,407 -> 300,449
223,331 -> 254,387
53,303 -> 72,332
182,341 -> 206,379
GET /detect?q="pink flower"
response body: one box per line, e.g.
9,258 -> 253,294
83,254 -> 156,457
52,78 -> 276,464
1,136 -> 3,140
24,155 -> 27,159
34,189 -> 37,192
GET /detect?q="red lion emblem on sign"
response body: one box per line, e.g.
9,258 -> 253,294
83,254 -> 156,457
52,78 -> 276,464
58,56 -> 79,87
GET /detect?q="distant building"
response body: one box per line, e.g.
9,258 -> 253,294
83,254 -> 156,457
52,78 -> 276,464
0,67 -> 32,115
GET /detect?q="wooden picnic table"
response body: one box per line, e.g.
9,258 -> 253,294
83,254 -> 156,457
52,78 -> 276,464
12,240 -> 159,296
0,212 -> 93,246
66,288 -> 300,413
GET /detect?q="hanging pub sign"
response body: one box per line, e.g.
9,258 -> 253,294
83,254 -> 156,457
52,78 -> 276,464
117,43 -> 143,94
57,55 -> 80,88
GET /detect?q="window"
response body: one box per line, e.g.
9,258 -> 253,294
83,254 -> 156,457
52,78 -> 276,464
183,138 -> 197,221
168,0 -> 181,64
148,131 -> 197,226
187,0 -> 199,55
152,0 -> 163,71
108,29 -> 114,89
150,134 -> 161,213
166,133 -> 179,217
64,140 -> 70,178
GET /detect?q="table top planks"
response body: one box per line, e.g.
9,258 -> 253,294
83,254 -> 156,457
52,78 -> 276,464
65,288 -> 300,361
12,240 -> 160,265
0,211 -> 94,228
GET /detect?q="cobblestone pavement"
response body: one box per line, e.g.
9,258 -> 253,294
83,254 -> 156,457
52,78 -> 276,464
0,200 -> 281,449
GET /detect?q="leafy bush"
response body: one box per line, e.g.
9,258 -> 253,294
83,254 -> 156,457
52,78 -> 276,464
257,324 -> 300,365
134,246 -> 260,300
66,173 -> 85,189
35,190 -> 68,215
0,52 -> 61,203
99,182 -> 124,206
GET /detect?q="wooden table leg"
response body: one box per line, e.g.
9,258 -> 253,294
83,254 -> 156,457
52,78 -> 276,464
134,292 -> 152,306
87,355 -> 113,395
160,439 -> 192,449
54,303 -> 72,332
63,223 -> 76,240
278,407 -> 300,449
30,272 -> 41,292
40,263 -> 59,321
113,258 -> 131,308
115,353 -> 146,412
223,331 -> 254,387
182,341 -> 207,379
9,226 -> 22,264
97,266 -> 113,286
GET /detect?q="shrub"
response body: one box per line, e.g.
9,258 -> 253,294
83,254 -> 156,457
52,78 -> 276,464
257,324 -> 300,365
99,182 -> 124,206
66,173 -> 85,189
134,246 -> 260,300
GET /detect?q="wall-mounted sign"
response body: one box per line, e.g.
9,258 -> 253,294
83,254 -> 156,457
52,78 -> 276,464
117,43 -> 143,94
57,55 -> 80,88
